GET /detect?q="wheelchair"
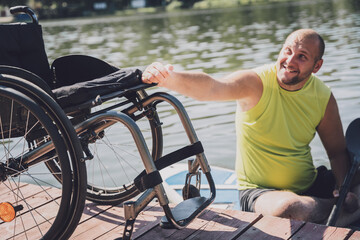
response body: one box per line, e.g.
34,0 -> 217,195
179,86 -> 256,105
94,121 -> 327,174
0,6 -> 216,239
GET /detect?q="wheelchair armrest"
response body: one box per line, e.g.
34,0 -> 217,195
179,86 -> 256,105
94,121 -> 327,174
53,67 -> 148,110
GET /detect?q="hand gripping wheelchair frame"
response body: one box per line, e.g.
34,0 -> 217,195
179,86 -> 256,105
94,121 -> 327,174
0,6 -> 216,239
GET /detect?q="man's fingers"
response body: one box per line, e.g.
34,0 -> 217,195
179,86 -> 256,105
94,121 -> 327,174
153,63 -> 169,79
142,62 -> 172,85
142,72 -> 154,83
148,68 -> 159,77
165,64 -> 174,72
142,66 -> 159,82
344,192 -> 359,213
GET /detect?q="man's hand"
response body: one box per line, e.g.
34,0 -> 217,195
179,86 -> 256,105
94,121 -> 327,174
142,62 -> 174,87
333,189 -> 359,213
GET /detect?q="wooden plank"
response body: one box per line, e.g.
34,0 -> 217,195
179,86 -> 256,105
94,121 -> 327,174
79,201 -> 115,223
94,203 -> 164,240
347,230 -> 360,239
0,187 -> 63,239
2,186 -> 114,240
132,204 -> 166,239
70,203 -> 123,239
186,210 -> 262,240
73,201 -> 162,240
290,222 -> 353,240
236,215 -> 305,239
4,220 -> 53,240
0,183 -> 52,203
0,182 -> 29,198
136,208 -> 223,240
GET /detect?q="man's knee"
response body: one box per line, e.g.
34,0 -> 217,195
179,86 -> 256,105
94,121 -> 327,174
255,191 -> 314,220
272,196 -> 307,219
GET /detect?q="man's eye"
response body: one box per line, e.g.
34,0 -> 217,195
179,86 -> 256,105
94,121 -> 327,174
299,54 -> 307,60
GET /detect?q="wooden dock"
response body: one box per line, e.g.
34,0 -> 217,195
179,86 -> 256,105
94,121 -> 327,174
2,183 -> 360,239
70,200 -> 360,240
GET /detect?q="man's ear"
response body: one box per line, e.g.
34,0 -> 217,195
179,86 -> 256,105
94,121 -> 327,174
313,59 -> 323,73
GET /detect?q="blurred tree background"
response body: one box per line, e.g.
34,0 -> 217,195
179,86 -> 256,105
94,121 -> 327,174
0,0 -> 300,19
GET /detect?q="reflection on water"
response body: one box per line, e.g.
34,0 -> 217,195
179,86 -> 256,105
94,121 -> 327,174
42,0 -> 360,169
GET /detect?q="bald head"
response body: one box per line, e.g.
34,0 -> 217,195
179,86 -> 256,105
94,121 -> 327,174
285,29 -> 325,61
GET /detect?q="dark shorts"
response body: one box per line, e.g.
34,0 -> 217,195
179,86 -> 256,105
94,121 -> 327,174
239,165 -> 336,212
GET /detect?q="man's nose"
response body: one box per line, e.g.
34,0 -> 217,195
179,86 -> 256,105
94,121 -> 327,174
285,54 -> 296,66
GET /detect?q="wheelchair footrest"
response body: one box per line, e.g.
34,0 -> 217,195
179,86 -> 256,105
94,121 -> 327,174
160,196 -> 208,229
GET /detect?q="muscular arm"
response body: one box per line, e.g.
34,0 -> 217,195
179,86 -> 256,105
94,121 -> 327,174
317,93 -> 350,189
142,62 -> 262,108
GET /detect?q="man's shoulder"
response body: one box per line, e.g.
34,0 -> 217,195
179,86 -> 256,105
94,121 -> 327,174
252,63 -> 276,77
252,64 -> 277,88
310,74 -> 331,94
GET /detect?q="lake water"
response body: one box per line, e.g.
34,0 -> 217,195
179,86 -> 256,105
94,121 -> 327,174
41,0 -> 360,171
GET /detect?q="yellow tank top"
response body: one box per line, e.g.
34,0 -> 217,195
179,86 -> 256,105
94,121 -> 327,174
236,64 -> 331,193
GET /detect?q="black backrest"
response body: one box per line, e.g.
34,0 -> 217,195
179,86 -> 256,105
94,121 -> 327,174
0,23 -> 53,88
51,55 -> 118,88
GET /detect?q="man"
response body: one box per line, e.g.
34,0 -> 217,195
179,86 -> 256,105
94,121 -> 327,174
142,29 -> 360,226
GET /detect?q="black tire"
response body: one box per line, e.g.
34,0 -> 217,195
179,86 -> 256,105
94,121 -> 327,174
0,87 -> 73,239
0,72 -> 87,240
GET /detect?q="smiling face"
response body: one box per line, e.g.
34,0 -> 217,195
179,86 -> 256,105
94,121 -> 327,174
276,30 -> 324,91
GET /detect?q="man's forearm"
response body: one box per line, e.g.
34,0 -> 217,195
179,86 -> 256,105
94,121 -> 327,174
142,62 -> 263,103
165,71 -> 216,101
329,151 -> 351,189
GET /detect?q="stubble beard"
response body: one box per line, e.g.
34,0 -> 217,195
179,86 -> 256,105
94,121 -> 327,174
277,66 -> 313,88
282,75 -> 305,86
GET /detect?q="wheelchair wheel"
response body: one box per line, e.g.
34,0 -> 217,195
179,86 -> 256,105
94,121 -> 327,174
84,90 -> 163,205
0,87 -> 74,239
0,71 -> 86,240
